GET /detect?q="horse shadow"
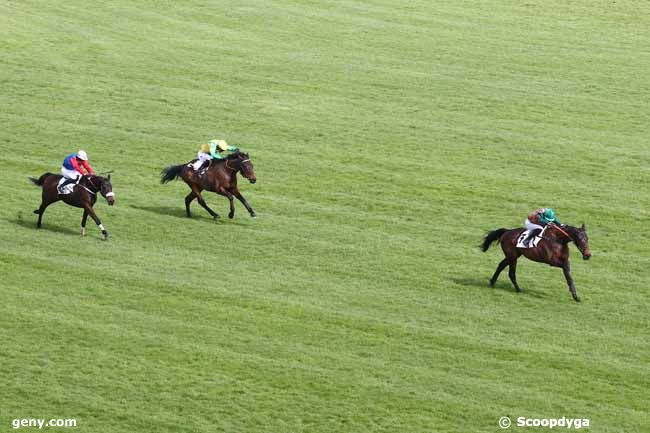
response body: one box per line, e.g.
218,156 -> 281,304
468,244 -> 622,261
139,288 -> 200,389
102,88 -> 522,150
130,205 -> 247,223
6,214 -> 79,236
452,277 -> 548,299
130,205 -> 188,219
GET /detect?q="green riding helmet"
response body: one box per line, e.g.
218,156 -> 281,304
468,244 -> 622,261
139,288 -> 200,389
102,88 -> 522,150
543,208 -> 556,222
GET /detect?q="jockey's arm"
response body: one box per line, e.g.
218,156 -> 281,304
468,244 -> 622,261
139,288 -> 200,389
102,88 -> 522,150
81,160 -> 94,175
69,157 -> 84,175
208,143 -> 223,159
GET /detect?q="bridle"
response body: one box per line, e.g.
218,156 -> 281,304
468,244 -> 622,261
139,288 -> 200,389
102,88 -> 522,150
225,158 -> 251,173
82,175 -> 114,199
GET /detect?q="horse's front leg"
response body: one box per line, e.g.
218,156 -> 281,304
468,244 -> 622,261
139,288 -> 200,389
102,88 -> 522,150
84,204 -> 109,240
562,261 -> 580,302
81,209 -> 89,236
231,187 -> 256,218
217,187 -> 235,219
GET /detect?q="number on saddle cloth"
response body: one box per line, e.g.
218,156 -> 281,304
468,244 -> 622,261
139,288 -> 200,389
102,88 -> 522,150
516,226 -> 547,249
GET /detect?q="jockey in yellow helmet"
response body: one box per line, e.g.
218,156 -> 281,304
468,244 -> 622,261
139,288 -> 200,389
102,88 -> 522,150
192,139 -> 238,171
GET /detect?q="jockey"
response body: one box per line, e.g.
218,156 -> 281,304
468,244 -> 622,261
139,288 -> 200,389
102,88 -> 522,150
192,139 -> 239,171
523,208 -> 561,246
60,150 -> 94,189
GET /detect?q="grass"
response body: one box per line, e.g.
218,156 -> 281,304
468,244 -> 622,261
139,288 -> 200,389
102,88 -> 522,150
1,1 -> 649,432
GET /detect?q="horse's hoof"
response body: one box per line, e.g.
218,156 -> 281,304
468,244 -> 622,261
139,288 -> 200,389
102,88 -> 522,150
228,212 -> 234,219
33,210 -> 40,215
102,231 -> 109,240
80,228 -> 86,236
574,297 -> 581,303
212,214 -> 220,220
250,213 -> 257,219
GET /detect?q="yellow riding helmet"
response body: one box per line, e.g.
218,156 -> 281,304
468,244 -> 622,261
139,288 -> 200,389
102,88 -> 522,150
209,139 -> 229,152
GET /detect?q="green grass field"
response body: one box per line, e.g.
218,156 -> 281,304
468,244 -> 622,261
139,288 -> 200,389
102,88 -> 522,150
1,1 -> 649,432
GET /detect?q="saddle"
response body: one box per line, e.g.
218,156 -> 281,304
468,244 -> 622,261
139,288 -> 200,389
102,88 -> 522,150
57,177 -> 76,195
516,226 -> 548,249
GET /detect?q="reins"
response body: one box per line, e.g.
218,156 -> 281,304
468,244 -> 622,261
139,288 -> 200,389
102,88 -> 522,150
548,223 -> 572,242
81,176 -> 99,196
550,223 -> 571,239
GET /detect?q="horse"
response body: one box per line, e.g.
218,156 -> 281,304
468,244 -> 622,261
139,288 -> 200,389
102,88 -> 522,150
29,173 -> 115,240
160,151 -> 257,219
481,223 -> 591,302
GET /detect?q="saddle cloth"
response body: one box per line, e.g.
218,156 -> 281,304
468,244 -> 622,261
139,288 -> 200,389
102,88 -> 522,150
57,177 -> 75,195
516,226 -> 547,249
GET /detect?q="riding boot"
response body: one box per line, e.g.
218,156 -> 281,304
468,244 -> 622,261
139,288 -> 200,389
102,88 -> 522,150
199,160 -> 210,173
525,229 -> 541,247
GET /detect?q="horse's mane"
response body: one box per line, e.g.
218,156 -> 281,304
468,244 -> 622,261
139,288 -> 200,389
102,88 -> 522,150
564,224 -> 582,236
224,151 -> 247,160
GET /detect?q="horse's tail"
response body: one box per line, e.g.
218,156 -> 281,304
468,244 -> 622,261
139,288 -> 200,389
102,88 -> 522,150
29,172 -> 54,187
481,228 -> 508,252
160,164 -> 185,184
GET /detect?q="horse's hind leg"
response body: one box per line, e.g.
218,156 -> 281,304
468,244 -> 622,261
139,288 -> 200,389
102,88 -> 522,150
561,261 -> 581,303
35,200 -> 53,228
35,203 -> 46,228
490,258 -> 508,287
34,183 -> 59,228
507,258 -> 523,293
191,185 -> 219,219
184,192 -> 196,217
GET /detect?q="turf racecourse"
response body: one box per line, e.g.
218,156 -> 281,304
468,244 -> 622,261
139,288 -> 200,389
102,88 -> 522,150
1,1 -> 649,432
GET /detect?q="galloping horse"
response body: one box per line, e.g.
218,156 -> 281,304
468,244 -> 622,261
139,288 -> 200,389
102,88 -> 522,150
160,151 -> 257,219
481,223 -> 591,302
29,173 -> 115,239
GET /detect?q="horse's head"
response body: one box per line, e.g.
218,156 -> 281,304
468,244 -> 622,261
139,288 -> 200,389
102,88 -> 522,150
233,152 -> 256,184
98,174 -> 115,206
567,224 -> 591,260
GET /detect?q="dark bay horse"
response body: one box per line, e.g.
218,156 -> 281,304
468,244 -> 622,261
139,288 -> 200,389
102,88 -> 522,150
481,223 -> 591,302
160,151 -> 256,219
30,173 -> 115,239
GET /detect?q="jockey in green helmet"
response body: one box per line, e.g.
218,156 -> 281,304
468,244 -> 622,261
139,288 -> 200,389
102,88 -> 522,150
522,208 -> 561,247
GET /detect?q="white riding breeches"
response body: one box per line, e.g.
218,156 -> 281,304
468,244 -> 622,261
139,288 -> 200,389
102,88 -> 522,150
61,167 -> 82,180
524,219 -> 543,232
193,152 -> 212,170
